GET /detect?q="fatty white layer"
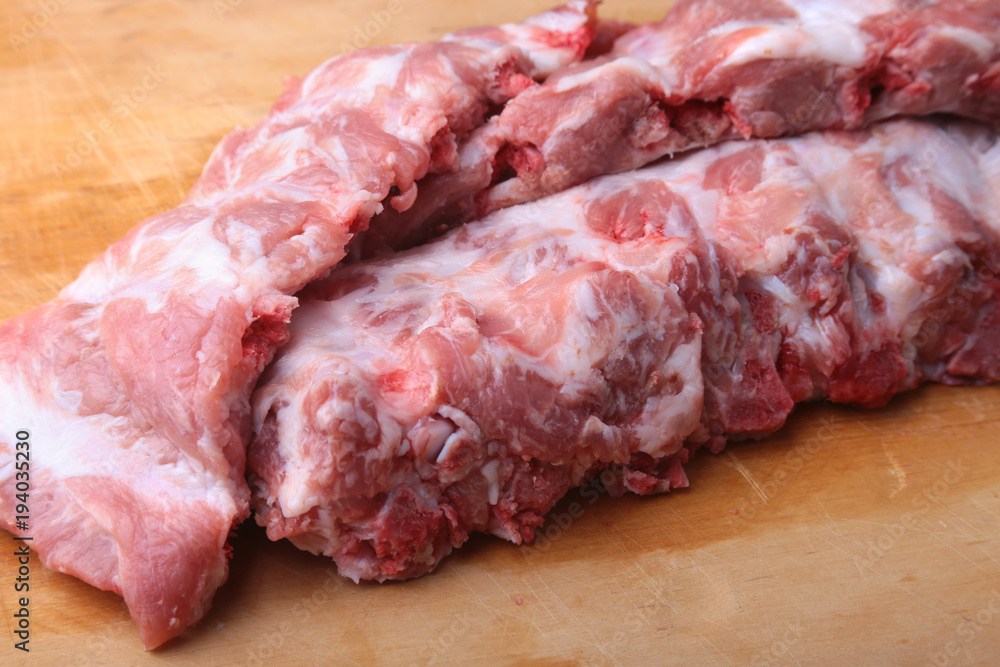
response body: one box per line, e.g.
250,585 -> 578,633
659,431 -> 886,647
0,365 -> 238,521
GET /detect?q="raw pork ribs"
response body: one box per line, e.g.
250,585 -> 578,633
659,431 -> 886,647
248,119 -> 1000,582
361,0 -> 1000,254
3,0 -> 999,647
0,3 -> 595,648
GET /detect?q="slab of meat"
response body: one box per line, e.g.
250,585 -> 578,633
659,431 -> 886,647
359,0 -> 1000,255
0,3 -> 596,649
249,118 -> 1000,582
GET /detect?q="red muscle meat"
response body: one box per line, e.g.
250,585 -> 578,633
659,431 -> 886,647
359,0 -> 1000,255
249,118 -> 1000,582
0,2 -> 596,648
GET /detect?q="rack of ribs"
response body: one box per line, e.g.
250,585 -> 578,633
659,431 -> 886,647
360,0 -> 1000,255
0,2 -> 597,648
249,118 -> 1000,582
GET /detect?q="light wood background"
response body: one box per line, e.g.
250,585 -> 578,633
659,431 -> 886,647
1,0 -> 998,664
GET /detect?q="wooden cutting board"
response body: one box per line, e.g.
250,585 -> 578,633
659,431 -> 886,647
1,1 -> 998,664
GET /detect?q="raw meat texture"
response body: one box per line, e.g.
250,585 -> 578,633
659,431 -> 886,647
249,118 -> 1000,582
359,0 -> 1000,256
0,2 -> 596,649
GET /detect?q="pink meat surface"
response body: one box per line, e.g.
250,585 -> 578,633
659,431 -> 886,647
360,0 -> 1000,255
0,2 -> 596,648
249,118 -> 1000,582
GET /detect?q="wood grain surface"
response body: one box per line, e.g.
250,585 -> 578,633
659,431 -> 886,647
1,1 -> 998,664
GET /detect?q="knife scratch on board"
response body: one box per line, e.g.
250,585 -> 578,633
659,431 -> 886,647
928,530 -> 990,574
882,445 -> 909,498
534,573 -> 604,648
455,568 -> 496,616
724,451 -> 769,503
519,574 -> 563,629
612,524 -> 646,554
